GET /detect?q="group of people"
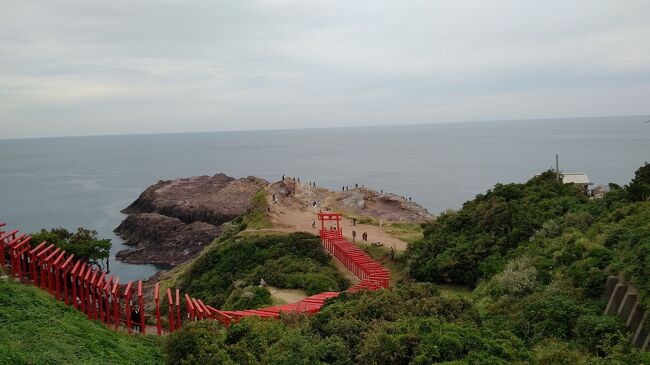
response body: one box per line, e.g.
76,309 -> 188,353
281,174 -> 317,188
351,230 -> 369,242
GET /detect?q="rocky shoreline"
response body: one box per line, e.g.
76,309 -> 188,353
114,173 -> 268,266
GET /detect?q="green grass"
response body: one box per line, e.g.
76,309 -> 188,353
0,277 -> 162,365
241,189 -> 272,230
342,212 -> 379,225
383,222 -> 424,244
437,283 -> 474,299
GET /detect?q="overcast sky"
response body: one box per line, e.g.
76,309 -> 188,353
1,1 -> 649,139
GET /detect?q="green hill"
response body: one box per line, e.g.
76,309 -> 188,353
0,276 -> 162,365
180,231 -> 350,310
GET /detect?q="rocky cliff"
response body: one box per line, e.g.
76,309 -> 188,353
115,173 -> 268,266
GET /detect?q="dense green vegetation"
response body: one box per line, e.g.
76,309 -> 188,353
167,164 -> 650,364
29,227 -> 112,271
180,232 -> 349,309
165,283 -> 534,364
407,170 -> 589,285
0,275 -> 161,365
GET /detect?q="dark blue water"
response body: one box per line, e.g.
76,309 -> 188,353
1,116 -> 648,281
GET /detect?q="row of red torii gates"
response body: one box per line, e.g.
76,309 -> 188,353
0,213 -> 390,333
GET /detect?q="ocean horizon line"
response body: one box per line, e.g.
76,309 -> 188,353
2,113 -> 648,142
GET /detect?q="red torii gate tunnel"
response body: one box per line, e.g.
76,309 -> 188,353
0,212 -> 390,335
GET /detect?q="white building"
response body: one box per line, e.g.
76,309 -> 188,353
562,173 -> 592,194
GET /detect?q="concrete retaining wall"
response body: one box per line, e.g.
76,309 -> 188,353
603,276 -> 649,350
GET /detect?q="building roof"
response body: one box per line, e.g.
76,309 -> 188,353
562,173 -> 592,185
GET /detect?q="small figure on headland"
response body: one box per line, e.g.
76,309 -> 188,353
312,219 -> 316,228
260,278 -> 266,287
355,183 -> 358,188
352,230 -> 357,242
409,197 -> 412,201
282,174 -> 285,180
352,218 -> 356,226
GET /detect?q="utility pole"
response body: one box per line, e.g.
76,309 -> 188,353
556,154 -> 560,183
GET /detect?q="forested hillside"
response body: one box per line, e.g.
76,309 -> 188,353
166,163 -> 650,364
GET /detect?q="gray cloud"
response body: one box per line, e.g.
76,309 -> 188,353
1,0 -> 649,138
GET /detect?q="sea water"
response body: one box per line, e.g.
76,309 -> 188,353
1,115 -> 648,280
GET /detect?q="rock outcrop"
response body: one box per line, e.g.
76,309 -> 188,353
115,213 -> 220,266
115,173 -> 268,266
269,179 -> 434,223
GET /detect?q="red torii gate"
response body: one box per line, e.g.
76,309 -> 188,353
317,212 -> 342,234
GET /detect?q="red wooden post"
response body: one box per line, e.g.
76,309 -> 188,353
154,282 -> 161,335
15,245 -> 31,281
138,280 -> 145,335
96,272 -> 106,322
192,298 -> 203,320
60,254 -> 74,304
102,275 -> 112,324
112,278 -> 120,330
88,269 -> 97,319
10,236 -> 30,279
185,294 -> 195,321
44,247 -> 61,294
53,251 -> 66,301
79,263 -> 89,312
320,213 -> 325,231
124,281 -> 133,333
0,230 -> 19,271
175,288 -> 181,329
166,288 -> 174,333
69,260 -> 81,308
105,277 -> 114,326
28,241 -> 46,286
37,244 -> 54,290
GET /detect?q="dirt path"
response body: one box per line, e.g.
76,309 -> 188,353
266,187 -> 409,251
267,286 -> 308,305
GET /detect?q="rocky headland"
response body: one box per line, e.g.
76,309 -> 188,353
269,179 -> 434,223
115,173 -> 268,266
116,173 -> 433,266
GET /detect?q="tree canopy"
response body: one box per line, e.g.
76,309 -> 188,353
29,227 -> 111,271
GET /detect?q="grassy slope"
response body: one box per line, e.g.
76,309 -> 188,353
0,277 -> 162,365
342,212 -> 425,243
241,188 -> 272,230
